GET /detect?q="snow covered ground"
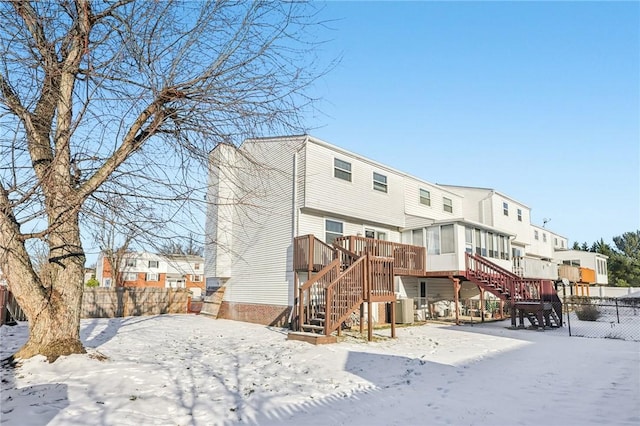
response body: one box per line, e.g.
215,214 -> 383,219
1,315 -> 638,426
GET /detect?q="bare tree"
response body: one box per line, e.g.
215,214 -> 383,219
0,0 -> 329,361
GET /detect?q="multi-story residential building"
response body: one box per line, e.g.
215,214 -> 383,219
553,249 -> 609,286
96,252 -> 205,297
204,135 -> 603,328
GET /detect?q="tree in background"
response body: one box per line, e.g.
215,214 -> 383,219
157,234 -> 203,257
0,1 -> 330,361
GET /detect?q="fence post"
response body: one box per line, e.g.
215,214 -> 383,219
566,298 -> 572,337
615,299 -> 620,324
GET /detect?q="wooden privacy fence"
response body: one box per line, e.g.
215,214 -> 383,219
82,288 -> 190,318
0,286 -> 27,325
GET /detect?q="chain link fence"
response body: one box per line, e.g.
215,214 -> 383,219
563,296 -> 640,342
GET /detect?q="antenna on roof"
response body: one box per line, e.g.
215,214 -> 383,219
543,218 -> 551,228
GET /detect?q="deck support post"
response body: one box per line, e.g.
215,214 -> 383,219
451,276 -> 461,326
367,300 -> 373,341
390,301 -> 396,338
360,304 -> 364,334
479,287 -> 485,323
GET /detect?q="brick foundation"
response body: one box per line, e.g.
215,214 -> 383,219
218,301 -> 291,327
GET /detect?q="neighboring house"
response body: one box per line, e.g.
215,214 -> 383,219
204,135 -> 602,328
96,252 -> 205,297
553,249 -> 609,286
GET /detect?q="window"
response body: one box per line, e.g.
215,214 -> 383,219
561,240 -> 565,248
104,278 -> 112,288
325,219 -> 343,245
465,227 -> 473,253
412,229 -> 423,246
517,209 -> 522,222
426,227 -> 440,255
503,202 -> 509,216
373,172 -> 388,193
334,158 -> 352,182
146,272 -> 159,281
194,263 -> 201,270
192,275 -> 203,282
534,230 -> 539,240
487,232 -> 495,258
441,224 -> 455,254
443,197 -> 453,213
148,260 -> 159,268
474,229 -> 482,255
123,272 -> 137,281
543,233 -> 547,243
419,189 -> 431,206
554,237 -> 558,246
365,229 -> 387,240
125,258 -> 136,267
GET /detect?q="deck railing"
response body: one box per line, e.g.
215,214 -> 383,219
334,236 -> 425,276
294,234 -> 337,272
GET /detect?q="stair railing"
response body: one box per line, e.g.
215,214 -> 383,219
325,255 -> 367,335
294,234 -> 338,272
298,258 -> 340,331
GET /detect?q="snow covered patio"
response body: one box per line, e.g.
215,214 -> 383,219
1,315 -> 638,425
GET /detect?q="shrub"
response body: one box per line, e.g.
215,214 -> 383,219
86,277 -> 100,288
575,304 -> 601,321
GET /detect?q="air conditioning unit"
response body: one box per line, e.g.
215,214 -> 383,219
395,298 -> 414,324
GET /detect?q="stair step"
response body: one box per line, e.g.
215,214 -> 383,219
301,324 -> 325,331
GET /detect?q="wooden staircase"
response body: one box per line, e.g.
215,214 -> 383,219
291,235 -> 406,343
465,253 -> 562,329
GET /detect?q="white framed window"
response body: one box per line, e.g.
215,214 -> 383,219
334,158 -> 352,182
125,258 -> 136,267
194,263 -> 200,270
534,230 -> 539,240
146,272 -> 159,281
325,219 -> 343,245
443,197 -> 453,213
517,209 -> 522,222
554,237 -> 558,246
123,272 -> 137,282
419,189 -> 431,206
561,240 -> 565,248
441,224 -> 455,254
103,278 -> 112,288
148,260 -> 159,268
543,233 -> 547,243
373,172 -> 387,193
192,275 -> 202,282
503,202 -> 509,216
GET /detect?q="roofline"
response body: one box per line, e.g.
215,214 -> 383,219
437,184 -> 531,209
303,135 -> 463,198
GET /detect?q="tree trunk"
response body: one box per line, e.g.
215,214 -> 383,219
1,204 -> 86,362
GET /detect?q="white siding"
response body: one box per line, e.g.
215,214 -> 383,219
403,180 -> 463,221
298,211 -> 401,244
489,194 -> 531,247
554,250 -> 609,285
303,142 -> 405,228
205,138 -> 305,306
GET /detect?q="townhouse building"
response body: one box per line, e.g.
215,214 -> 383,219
96,252 -> 205,297
204,135 -> 605,328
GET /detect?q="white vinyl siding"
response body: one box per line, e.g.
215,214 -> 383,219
303,142 -> 404,227
206,138 -> 305,306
